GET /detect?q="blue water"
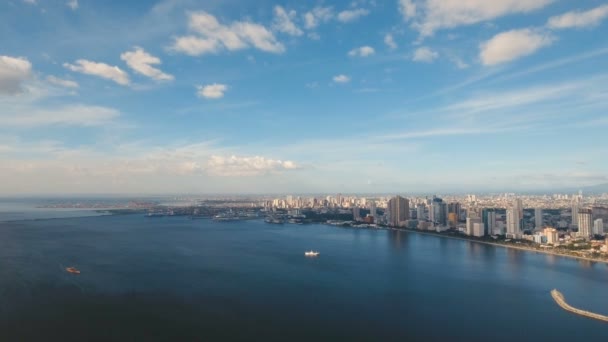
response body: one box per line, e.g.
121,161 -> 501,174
0,215 -> 607,341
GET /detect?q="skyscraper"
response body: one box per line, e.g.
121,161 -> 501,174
594,219 -> 604,236
353,207 -> 361,221
571,199 -> 580,227
506,198 -> 523,238
577,208 -> 592,238
482,209 -> 496,235
417,204 -> 426,221
430,197 -> 447,227
387,196 -> 409,227
535,208 -> 543,229
369,201 -> 376,218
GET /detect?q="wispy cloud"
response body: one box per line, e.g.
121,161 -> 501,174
64,59 -> 130,85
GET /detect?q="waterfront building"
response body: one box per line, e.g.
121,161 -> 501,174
369,202 -> 376,218
593,219 -> 604,236
544,227 -> 559,244
466,210 -> 482,236
353,207 -> 361,221
430,197 -> 447,227
506,198 -> 523,239
482,209 -> 496,235
473,222 -> 484,237
535,208 -> 543,229
417,204 -> 426,221
577,209 -> 593,238
387,196 -> 409,227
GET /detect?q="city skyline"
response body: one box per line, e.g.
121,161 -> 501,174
1,0 -> 608,194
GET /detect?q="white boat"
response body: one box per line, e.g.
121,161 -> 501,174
304,250 -> 319,257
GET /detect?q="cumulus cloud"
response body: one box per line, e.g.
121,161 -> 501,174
66,0 -> 78,10
399,0 -> 416,20
197,83 -> 227,99
384,34 -> 397,50
120,47 -> 174,81
46,75 -> 79,88
273,6 -> 303,36
547,4 -> 608,29
303,6 -> 334,29
333,74 -> 351,83
170,11 -> 284,56
348,46 -> 375,57
64,59 -> 130,85
480,28 -> 554,66
0,55 -> 32,95
206,155 -> 299,176
412,47 -> 438,62
337,8 -> 369,22
403,0 -> 554,37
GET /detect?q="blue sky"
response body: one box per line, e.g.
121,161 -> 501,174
1,0 -> 607,194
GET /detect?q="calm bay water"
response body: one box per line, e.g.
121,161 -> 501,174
0,214 -> 607,341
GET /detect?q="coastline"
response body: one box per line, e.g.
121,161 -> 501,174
393,228 -> 608,265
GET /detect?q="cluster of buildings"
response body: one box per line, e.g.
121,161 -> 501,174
263,192 -> 608,245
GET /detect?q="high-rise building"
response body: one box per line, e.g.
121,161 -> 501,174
473,222 -> 484,237
417,204 -> 426,221
482,209 -> 496,235
594,219 -> 604,236
387,196 -> 409,227
466,216 -> 482,236
535,208 -> 543,229
571,199 -> 580,227
544,227 -> 559,244
369,201 -> 376,218
430,197 -> 447,227
577,208 -> 592,238
448,202 -> 461,218
506,198 -> 523,238
353,207 -> 361,221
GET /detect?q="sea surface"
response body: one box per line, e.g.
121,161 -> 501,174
0,213 -> 608,341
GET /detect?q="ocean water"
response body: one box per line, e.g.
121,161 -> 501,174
0,214 -> 607,341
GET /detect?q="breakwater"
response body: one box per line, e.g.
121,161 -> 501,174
551,289 -> 608,323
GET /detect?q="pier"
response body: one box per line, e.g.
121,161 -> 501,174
551,289 -> 608,323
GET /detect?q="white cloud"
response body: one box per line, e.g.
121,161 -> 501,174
120,46 -> 174,81
206,155 -> 299,176
22,0 -> 36,4
399,0 -> 416,20
0,55 -> 32,95
197,83 -> 227,99
348,46 -> 375,57
170,11 -> 284,56
450,56 -> 469,69
46,75 -> 79,88
412,47 -> 438,62
0,105 -> 119,126
333,74 -> 351,83
273,6 -> 303,36
66,0 -> 78,10
405,0 -> 554,37
384,33 -> 397,50
480,28 -> 554,66
547,4 -> 608,29
63,59 -> 130,85
303,6 -> 334,29
337,8 -> 369,22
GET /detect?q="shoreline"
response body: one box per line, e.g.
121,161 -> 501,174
392,228 -> 608,265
